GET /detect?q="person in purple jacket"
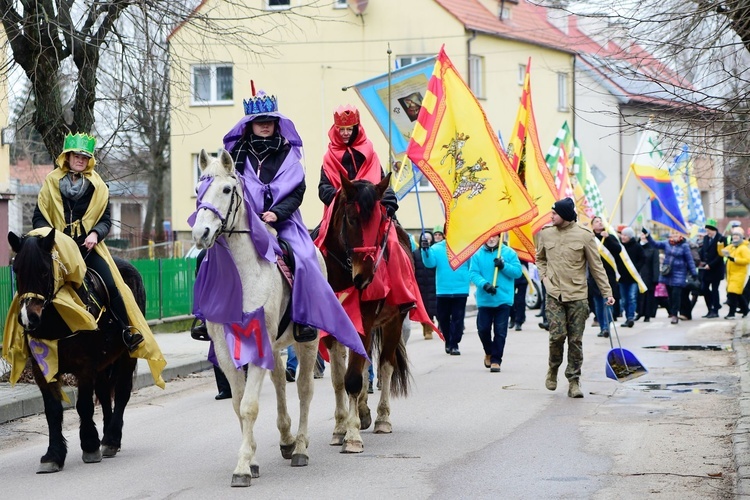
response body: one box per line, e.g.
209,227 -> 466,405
469,234 -> 522,372
644,228 -> 698,325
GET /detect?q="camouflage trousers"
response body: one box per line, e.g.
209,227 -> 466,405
546,296 -> 589,382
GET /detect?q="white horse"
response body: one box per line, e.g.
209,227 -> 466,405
191,149 -> 320,487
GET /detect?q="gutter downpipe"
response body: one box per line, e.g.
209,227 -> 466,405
619,104 -> 624,224
467,30 -> 477,88
572,54 -> 576,141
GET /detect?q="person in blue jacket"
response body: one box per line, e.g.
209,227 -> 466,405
420,232 -> 471,355
469,234 -> 522,372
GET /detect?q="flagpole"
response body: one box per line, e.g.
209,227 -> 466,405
609,167 -> 633,223
492,243 -> 501,287
413,166 -> 425,234
628,198 -> 651,228
387,44 -> 393,170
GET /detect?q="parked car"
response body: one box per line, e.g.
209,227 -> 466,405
525,263 -> 542,310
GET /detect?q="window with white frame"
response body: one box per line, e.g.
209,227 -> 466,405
193,151 -> 219,189
557,72 -> 569,111
468,55 -> 484,98
518,64 -> 527,85
267,0 -> 291,10
396,55 -> 430,69
191,64 -> 233,105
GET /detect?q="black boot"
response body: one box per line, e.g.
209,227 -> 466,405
293,324 -> 318,343
190,317 -> 210,341
122,326 -> 144,353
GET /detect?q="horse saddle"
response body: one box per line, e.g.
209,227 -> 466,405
275,237 -> 316,343
79,268 -> 110,322
276,237 -> 296,289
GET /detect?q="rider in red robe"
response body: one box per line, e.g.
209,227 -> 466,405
314,105 -> 435,330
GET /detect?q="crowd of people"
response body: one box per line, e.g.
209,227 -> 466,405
41,95 -> 740,404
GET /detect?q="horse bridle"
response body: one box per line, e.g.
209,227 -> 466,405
18,261 -> 64,323
195,174 -> 251,238
333,200 -> 391,276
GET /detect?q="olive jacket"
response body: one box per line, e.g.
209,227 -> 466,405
536,222 -> 613,302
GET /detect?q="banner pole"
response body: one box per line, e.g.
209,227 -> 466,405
492,241 -> 502,287
387,44 -> 393,170
609,167 -> 633,224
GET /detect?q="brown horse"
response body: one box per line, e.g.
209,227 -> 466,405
320,173 -> 411,453
7,229 -> 141,473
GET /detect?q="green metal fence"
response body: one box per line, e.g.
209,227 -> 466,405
131,258 -> 196,320
0,259 -> 196,343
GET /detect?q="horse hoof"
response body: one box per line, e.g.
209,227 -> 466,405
280,443 -> 294,459
82,449 -> 102,463
37,462 -> 63,474
374,421 -> 392,434
102,445 -> 119,458
291,454 -> 309,467
360,413 -> 372,430
330,433 -> 345,446
250,465 -> 260,478
231,474 -> 252,487
341,440 -> 364,454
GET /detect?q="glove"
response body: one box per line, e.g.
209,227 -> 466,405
493,257 -> 505,270
420,236 -> 430,249
482,283 -> 497,295
641,227 -> 648,235
386,206 -> 396,218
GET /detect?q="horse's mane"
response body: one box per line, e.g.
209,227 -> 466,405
347,180 -> 379,221
13,236 -> 51,292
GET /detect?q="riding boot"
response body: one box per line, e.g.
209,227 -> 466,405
122,327 -> 145,353
293,324 -> 318,343
190,317 -> 210,341
109,288 -> 144,352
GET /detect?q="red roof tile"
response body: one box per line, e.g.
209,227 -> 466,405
11,159 -> 52,186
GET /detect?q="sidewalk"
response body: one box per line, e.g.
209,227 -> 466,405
3,291 -> 482,425
0,331 -> 212,424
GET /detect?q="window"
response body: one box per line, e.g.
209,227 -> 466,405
557,72 -> 568,111
267,0 -> 291,10
193,151 -> 218,189
518,64 -> 527,85
468,55 -> 484,98
334,0 -> 347,8
191,64 -> 233,105
396,55 -> 430,69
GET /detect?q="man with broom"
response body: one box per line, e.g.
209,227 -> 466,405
536,197 -> 615,398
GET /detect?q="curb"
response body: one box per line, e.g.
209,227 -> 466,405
733,318 -> 750,497
0,360 -> 212,425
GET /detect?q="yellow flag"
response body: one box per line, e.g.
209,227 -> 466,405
407,47 -> 536,269
506,59 -> 558,262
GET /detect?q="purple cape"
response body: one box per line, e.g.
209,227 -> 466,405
223,114 -> 367,359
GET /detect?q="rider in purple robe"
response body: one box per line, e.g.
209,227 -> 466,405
218,91 -> 363,352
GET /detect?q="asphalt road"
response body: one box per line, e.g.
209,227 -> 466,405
0,304 -> 740,499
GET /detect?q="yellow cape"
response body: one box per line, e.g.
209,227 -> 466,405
7,168 -> 168,389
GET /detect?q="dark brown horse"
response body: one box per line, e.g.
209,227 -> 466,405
320,173 -> 411,453
8,229 -> 142,473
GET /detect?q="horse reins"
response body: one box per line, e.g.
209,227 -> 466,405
340,202 -> 391,276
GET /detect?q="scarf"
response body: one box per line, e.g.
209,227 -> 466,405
249,131 -> 283,159
60,173 -> 89,201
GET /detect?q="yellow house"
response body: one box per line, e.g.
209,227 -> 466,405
168,0 -> 575,246
0,26 -> 12,266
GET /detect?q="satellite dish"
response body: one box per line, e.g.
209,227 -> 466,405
347,0 -> 368,14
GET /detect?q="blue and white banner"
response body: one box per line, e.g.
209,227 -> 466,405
353,57 -> 436,198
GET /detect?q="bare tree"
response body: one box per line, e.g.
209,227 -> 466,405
0,0 -> 336,244
549,0 -> 750,209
